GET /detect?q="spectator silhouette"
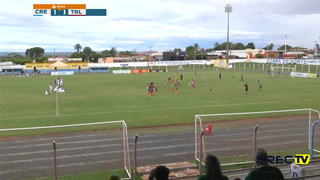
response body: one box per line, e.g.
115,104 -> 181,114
107,174 -> 120,180
234,178 -> 241,180
197,154 -> 229,180
148,169 -> 156,180
245,148 -> 284,180
154,165 -> 170,180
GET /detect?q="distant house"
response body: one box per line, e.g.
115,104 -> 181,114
151,51 -> 164,61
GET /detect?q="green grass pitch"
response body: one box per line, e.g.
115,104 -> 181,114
1,69 -> 319,135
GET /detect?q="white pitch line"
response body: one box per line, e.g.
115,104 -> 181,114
0,137 -> 190,155
0,99 -> 317,121
0,139 -> 307,166
4,121 -> 305,145
0,125 -> 307,150
1,130 -> 313,159
0,141 -> 305,169
8,134 -> 155,144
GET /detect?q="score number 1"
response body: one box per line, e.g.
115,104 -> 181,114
53,9 -> 66,15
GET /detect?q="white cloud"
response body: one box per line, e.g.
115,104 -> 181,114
116,40 -> 144,44
0,0 -> 319,52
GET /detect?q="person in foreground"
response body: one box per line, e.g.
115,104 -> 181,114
197,154 -> 229,180
154,165 -> 170,180
107,174 -> 120,180
245,148 -> 284,180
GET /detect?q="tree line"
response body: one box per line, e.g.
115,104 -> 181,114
0,42 -> 311,64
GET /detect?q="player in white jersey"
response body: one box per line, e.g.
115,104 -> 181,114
290,162 -> 305,180
59,77 -> 63,86
49,83 -> 53,93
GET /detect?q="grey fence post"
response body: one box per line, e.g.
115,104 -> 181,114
310,120 -> 319,161
53,141 -> 58,180
133,134 -> 138,180
199,130 -> 205,175
253,125 -> 259,168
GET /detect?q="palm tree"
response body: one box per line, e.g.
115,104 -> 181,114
74,44 -> 82,53
110,47 -> 117,57
83,47 -> 92,62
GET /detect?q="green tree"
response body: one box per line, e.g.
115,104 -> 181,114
101,50 -> 110,57
109,47 -> 117,57
6,53 -> 24,59
25,47 -> 45,58
74,44 -> 82,53
173,48 -> 182,52
245,42 -> 255,49
263,43 -> 274,50
92,53 -> 103,62
83,47 -> 92,62
255,53 -> 264,59
69,52 -> 83,58
278,45 -> 293,51
185,46 -> 195,54
235,43 -> 246,50
186,53 -> 195,60
35,56 -> 48,63
269,54 -> 275,58
119,50 -> 134,56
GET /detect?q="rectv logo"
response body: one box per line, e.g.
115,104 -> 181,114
257,154 -> 310,164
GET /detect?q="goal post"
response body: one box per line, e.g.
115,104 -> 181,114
195,108 -> 320,166
0,120 -> 131,180
272,66 -> 296,79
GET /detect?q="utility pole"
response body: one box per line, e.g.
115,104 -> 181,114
314,41 -> 319,55
225,4 -> 232,64
54,48 -> 56,61
133,48 -> 136,62
284,35 -> 287,59
148,46 -> 153,61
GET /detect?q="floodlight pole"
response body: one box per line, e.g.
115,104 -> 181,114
225,4 -> 232,64
148,46 -> 153,62
284,35 -> 287,59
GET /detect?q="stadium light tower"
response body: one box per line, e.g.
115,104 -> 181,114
148,46 -> 153,61
225,4 -> 232,64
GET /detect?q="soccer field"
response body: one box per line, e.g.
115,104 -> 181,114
1,69 -> 319,134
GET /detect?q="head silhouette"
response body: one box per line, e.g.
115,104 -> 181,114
205,154 -> 223,180
154,165 -> 169,180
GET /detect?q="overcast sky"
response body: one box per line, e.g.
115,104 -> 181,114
0,0 -> 319,53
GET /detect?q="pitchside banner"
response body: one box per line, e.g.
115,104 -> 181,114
267,59 -> 320,65
131,69 -> 149,73
113,70 -> 131,74
290,72 -> 310,78
149,69 -> 168,73
51,71 -> 74,75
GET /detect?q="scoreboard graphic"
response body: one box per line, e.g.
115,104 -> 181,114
33,4 -> 106,16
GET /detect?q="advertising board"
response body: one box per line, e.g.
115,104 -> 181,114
51,71 -> 74,75
113,70 -> 131,74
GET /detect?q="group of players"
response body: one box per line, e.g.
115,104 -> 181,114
147,73 -> 184,96
147,71 -> 263,96
46,77 -> 67,95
